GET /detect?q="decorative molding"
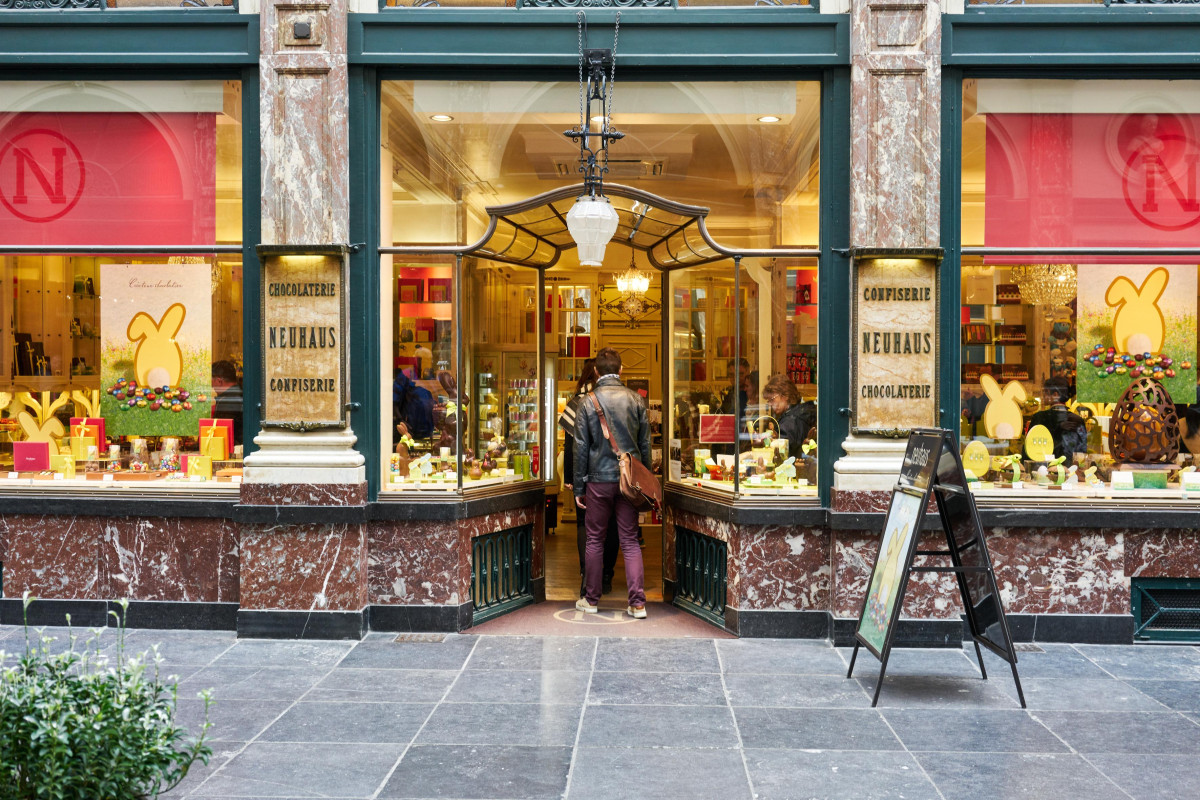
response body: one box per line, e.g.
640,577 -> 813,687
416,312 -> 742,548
0,0 -> 100,7
516,0 -> 676,7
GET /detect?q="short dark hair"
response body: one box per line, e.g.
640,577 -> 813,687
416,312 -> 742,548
728,357 -> 750,371
212,360 -> 238,384
1043,378 -> 1072,403
595,347 -> 622,376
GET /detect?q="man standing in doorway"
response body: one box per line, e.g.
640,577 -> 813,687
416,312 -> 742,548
573,347 -> 652,619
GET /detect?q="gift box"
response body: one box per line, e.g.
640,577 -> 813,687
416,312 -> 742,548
13,441 -> 51,472
71,435 -> 97,460
183,454 -> 212,479
199,428 -> 228,461
199,419 -> 234,459
50,454 -> 76,479
70,417 -> 105,446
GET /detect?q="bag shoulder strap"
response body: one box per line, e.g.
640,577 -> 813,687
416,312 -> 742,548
588,393 -> 624,459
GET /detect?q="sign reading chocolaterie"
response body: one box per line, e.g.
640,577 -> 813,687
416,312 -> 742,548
258,246 -> 348,430
852,257 -> 939,433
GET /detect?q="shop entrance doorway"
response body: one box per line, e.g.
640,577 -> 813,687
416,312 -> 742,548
543,282 -> 665,607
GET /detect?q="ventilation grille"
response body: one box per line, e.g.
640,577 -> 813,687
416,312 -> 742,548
1132,579 -> 1200,642
471,524 -> 535,625
674,526 -> 727,628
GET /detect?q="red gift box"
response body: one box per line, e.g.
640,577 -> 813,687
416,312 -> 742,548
13,441 -> 51,472
70,416 -> 105,445
199,418 -> 234,452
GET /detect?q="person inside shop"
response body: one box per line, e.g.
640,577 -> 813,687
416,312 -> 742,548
720,357 -> 750,416
1175,383 -> 1200,455
393,368 -> 434,449
1026,377 -> 1087,460
560,358 -> 619,598
573,347 -> 652,619
762,373 -> 816,461
211,360 -> 243,446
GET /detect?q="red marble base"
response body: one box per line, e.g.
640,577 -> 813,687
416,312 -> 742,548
367,504 -> 543,608
239,523 -> 367,611
1,515 -> 238,603
239,483 -> 367,506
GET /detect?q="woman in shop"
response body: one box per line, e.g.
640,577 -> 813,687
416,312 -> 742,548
560,359 -> 619,596
761,373 -> 816,461
1026,378 -> 1087,460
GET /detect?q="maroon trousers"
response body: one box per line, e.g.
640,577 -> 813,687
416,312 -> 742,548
582,481 -> 645,607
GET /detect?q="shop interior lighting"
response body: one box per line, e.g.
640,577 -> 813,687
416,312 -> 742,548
1010,263 -> 1077,309
430,114 -> 454,122
616,250 -> 650,295
564,12 -> 624,267
757,115 -> 781,123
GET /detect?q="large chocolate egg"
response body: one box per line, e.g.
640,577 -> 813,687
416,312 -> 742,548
1109,377 -> 1179,463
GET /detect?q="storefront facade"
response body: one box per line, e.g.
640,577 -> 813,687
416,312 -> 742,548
0,1 -> 1197,643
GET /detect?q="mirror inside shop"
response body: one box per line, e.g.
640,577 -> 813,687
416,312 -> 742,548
380,79 -> 822,504
0,80 -> 245,487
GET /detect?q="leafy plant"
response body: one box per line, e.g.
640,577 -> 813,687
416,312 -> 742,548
0,594 -> 213,800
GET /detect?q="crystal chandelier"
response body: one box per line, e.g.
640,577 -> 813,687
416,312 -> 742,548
1010,263 -> 1077,308
616,252 -> 650,295
563,12 -> 623,267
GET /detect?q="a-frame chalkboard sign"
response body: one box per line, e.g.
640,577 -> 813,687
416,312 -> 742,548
847,427 -> 1025,708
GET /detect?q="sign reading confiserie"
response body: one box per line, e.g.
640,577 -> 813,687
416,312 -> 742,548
260,249 -> 347,430
853,258 -> 938,433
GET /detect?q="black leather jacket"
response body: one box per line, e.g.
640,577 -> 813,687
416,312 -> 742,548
573,375 -> 651,496
777,401 -> 816,461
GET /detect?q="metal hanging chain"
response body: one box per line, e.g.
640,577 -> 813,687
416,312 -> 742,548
577,11 -> 586,138
602,12 -> 621,175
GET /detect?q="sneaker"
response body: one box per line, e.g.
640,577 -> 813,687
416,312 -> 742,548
576,598 -> 599,614
626,605 -> 647,620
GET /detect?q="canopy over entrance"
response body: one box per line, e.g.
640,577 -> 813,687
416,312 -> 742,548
384,183 -> 817,269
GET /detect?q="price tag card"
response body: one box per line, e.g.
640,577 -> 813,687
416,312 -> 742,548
1111,471 -> 1135,490
6,472 -> 17,480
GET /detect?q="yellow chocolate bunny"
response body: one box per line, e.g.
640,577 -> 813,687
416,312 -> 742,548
1105,267 -> 1168,354
15,391 -> 70,454
980,374 -> 1027,439
126,303 -> 187,388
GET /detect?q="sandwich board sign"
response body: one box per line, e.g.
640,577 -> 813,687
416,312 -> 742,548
847,428 -> 1025,708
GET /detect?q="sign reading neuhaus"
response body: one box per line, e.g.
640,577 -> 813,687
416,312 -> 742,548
853,257 -> 939,433
258,246 -> 348,430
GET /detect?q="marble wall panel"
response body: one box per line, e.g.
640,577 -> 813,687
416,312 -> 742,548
987,529 -> 1127,615
239,523 -> 367,611
260,0 -> 349,246
850,0 -> 941,248
102,518 -> 239,603
367,520 -> 462,606
239,483 -> 367,506
833,530 -> 961,619
1125,530 -> 1200,579
734,526 -> 831,611
1,516 -> 104,599
831,489 -> 893,513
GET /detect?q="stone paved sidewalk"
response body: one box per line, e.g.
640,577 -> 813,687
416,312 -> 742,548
3,623 -> 1200,799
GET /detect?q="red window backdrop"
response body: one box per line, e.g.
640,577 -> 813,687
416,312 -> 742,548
0,112 -> 216,246
985,112 -> 1200,254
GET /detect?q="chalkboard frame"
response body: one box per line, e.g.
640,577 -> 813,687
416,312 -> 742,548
847,427 -> 1025,708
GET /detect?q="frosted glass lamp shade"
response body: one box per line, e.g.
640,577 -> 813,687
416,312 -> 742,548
566,195 -> 619,266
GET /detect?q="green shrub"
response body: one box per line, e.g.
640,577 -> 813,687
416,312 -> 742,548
0,594 -> 213,800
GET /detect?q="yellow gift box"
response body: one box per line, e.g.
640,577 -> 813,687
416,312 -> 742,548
199,427 -> 229,461
71,436 -> 97,460
50,454 -> 76,479
185,455 -> 212,479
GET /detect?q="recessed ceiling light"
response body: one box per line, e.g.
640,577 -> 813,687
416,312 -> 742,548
591,115 -> 608,124
757,115 -> 781,123
430,114 -> 453,122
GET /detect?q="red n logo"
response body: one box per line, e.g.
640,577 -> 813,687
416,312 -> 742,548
1142,152 -> 1200,214
12,146 -> 67,205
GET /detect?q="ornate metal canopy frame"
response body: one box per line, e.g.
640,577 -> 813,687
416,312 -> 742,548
380,182 -> 818,270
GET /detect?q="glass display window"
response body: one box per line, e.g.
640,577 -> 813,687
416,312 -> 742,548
667,257 -> 818,499
379,77 -> 820,499
960,79 -> 1200,500
0,80 -> 244,490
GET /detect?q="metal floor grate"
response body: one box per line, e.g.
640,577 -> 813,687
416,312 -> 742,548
393,633 -> 446,643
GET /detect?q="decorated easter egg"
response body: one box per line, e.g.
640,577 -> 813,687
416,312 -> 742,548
962,440 -> 991,477
1025,424 -> 1055,462
1109,376 -> 1179,463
